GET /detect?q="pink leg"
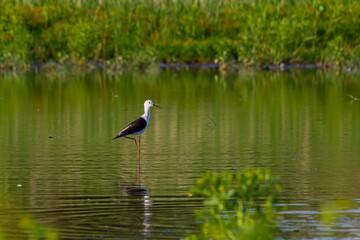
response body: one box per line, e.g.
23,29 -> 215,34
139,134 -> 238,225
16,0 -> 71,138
138,135 -> 141,183
124,136 -> 137,145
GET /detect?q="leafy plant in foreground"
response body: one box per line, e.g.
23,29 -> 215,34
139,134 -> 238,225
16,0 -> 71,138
187,169 -> 281,240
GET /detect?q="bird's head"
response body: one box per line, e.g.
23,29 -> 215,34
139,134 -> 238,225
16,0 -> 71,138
144,100 -> 162,109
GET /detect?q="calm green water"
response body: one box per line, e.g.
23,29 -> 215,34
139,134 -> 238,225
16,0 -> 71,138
0,69 -> 360,239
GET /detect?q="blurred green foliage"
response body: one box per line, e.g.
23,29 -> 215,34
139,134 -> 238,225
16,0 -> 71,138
187,169 -> 281,240
0,0 -> 360,68
0,214 -> 58,240
18,215 -> 58,240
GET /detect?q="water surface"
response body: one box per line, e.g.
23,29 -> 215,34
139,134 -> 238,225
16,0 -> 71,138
0,69 -> 360,239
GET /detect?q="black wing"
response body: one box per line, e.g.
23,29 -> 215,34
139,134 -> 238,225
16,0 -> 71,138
112,117 -> 147,140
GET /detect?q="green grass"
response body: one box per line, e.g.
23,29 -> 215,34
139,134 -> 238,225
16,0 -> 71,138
1,0 -> 360,69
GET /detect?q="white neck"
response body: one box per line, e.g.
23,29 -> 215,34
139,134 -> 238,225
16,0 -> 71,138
142,105 -> 151,123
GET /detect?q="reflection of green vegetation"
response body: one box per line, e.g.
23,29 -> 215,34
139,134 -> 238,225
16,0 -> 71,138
1,0 -> 360,68
0,70 -> 360,238
187,169 -> 281,240
319,200 -> 352,227
0,70 -> 359,196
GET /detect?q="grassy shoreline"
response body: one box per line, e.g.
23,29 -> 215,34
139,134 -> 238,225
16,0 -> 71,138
1,0 -> 360,70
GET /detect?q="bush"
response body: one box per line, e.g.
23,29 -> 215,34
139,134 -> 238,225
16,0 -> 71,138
187,169 -> 281,240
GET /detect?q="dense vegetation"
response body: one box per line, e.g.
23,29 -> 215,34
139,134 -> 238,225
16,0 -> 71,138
187,169 -> 281,239
1,0 -> 359,69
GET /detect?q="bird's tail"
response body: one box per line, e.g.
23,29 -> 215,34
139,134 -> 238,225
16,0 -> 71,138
112,135 -> 121,140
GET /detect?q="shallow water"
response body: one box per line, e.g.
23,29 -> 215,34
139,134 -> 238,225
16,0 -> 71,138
0,69 -> 360,239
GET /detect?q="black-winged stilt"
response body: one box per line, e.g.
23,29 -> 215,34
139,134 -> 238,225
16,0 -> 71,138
112,100 -> 161,180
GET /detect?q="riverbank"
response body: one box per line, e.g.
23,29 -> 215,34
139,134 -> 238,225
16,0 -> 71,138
1,0 -> 359,70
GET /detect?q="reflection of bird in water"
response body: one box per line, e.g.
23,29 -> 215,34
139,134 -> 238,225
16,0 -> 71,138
119,181 -> 152,239
113,100 -> 162,182
119,182 -> 149,196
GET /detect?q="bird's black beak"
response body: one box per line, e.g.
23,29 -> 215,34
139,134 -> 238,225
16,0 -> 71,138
153,104 -> 162,109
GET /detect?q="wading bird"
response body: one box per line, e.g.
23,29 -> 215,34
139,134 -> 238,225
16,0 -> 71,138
112,100 -> 161,181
